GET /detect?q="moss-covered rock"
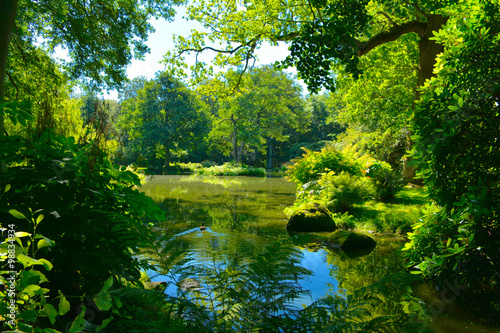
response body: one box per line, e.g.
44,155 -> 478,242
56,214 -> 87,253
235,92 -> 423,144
325,230 -> 377,251
286,202 -> 336,232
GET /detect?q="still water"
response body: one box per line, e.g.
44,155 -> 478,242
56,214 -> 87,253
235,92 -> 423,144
140,175 -> 499,332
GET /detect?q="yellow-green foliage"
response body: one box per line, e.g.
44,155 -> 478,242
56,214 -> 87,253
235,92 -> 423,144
286,146 -> 363,186
196,162 -> 266,177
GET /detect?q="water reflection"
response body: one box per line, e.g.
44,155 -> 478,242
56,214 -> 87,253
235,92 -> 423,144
140,175 -> 498,332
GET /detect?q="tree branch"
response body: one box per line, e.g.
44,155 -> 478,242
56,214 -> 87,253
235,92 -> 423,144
356,20 -> 427,57
377,11 -> 397,27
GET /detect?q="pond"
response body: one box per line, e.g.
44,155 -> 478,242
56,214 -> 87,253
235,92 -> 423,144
139,175 -> 499,332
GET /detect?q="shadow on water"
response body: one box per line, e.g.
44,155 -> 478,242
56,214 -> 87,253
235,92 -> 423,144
139,175 -> 500,332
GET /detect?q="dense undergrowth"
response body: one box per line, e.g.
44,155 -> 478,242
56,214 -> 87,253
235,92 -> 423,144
284,145 -> 418,234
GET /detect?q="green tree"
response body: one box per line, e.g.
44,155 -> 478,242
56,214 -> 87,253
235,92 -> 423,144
328,34 -> 419,169
121,72 -> 211,169
0,0 -> 179,138
305,93 -> 344,142
405,0 -> 500,290
166,0 -> 450,94
3,44 -> 83,139
205,66 -> 306,165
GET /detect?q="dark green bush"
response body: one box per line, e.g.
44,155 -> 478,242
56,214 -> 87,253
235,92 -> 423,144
408,0 -> 500,289
0,131 -> 164,300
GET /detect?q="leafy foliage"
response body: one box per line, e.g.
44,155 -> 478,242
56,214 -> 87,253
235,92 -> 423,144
0,131 -> 164,301
196,162 -> 266,177
286,146 -> 363,186
0,204 -> 119,332
13,0 -> 179,89
293,171 -> 372,214
366,162 -> 406,202
200,65 -> 306,165
117,71 -> 211,169
408,0 -> 500,288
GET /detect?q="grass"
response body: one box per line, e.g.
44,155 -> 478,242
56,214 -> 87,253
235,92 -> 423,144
347,185 -> 430,235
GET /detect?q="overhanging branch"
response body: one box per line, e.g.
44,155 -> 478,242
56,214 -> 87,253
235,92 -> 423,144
356,20 -> 427,56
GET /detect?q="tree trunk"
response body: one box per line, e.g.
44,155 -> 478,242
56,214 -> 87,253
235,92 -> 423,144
231,115 -> 238,163
0,0 -> 18,172
236,141 -> 245,164
403,14 -> 448,182
266,136 -> 273,170
416,14 -> 448,98
164,144 -> 171,170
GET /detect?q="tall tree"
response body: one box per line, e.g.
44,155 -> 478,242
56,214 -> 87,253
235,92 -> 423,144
164,0 -> 460,178
165,0 -> 450,93
0,0 -> 179,138
205,66 -> 306,165
120,72 -> 211,168
327,33 -> 418,168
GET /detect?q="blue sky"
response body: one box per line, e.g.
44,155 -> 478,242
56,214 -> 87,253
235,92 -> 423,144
104,7 -> 303,98
126,8 -> 293,80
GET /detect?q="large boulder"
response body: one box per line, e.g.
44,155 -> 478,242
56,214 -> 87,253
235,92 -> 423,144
325,230 -> 376,251
286,202 -> 336,232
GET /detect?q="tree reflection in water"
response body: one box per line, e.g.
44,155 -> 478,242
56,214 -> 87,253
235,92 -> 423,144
138,175 -> 432,332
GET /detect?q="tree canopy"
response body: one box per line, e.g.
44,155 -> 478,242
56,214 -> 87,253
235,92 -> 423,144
165,0 -> 455,93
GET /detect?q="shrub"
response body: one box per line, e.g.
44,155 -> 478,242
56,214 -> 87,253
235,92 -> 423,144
0,131 -> 164,300
0,205 -> 119,331
286,146 -> 363,186
333,212 -> 357,230
296,171 -> 372,213
196,162 -> 266,177
366,162 -> 405,202
321,172 -> 372,213
409,1 -> 500,289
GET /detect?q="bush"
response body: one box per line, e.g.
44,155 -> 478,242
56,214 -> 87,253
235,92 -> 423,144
333,212 -> 357,230
0,131 -> 164,300
366,162 -> 405,202
321,172 -> 372,213
196,162 -> 266,177
286,146 -> 363,186
409,1 -> 500,289
296,171 -> 372,213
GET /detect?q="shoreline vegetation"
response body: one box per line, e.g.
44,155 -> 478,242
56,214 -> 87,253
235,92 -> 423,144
143,162 -> 268,177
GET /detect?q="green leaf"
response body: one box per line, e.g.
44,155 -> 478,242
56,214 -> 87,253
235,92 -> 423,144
39,258 -> 54,271
19,309 -> 37,321
20,269 -> 48,285
15,231 -> 31,238
43,304 -> 58,325
97,317 -> 113,330
4,184 -> 11,193
68,306 -> 86,333
36,214 -> 44,225
22,284 -> 41,296
37,237 -> 55,250
17,254 -> 43,268
58,294 -> 71,316
92,277 -> 115,311
94,292 -> 113,311
9,209 -> 26,219
102,276 -> 114,292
